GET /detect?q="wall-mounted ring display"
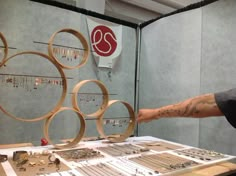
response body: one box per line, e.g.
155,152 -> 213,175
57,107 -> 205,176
0,51 -> 67,122
0,32 -> 8,67
72,80 -> 109,117
48,28 -> 89,69
44,107 -> 85,149
96,100 -> 135,143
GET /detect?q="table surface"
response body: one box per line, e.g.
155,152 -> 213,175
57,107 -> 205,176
0,136 -> 236,176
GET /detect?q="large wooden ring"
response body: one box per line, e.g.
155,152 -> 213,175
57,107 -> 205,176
43,107 -> 85,149
0,32 -> 8,67
96,100 -> 135,143
72,80 -> 109,117
48,28 -> 89,69
0,51 -> 67,122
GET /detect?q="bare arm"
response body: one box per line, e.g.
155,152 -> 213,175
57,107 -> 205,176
137,93 -> 223,123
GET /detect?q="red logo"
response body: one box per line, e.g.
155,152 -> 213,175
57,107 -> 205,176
91,25 -> 117,57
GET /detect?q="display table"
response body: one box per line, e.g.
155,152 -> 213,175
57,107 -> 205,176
0,136 -> 236,176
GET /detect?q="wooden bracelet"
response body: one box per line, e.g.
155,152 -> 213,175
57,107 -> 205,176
96,100 -> 135,143
72,79 -> 109,117
48,28 -> 89,69
43,107 -> 85,149
0,32 -> 8,67
0,51 -> 67,122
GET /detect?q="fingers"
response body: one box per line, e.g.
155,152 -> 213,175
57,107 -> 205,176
136,109 -> 143,123
137,109 -> 158,123
137,109 -> 148,123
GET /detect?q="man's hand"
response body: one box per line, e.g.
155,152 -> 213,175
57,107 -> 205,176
137,109 -> 159,123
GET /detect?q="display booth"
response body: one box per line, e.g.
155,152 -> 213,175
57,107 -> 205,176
0,0 -> 236,175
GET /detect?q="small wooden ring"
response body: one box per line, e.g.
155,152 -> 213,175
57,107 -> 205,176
96,100 -> 135,143
48,28 -> 89,69
0,32 -> 8,67
0,51 -> 67,122
72,80 -> 109,117
43,107 -> 85,149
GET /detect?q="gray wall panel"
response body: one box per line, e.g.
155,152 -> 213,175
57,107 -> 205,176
139,9 -> 202,147
0,0 -> 136,144
200,0 -> 236,155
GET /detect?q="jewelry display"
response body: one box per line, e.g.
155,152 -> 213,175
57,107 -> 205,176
103,118 -> 132,127
55,148 -> 103,162
48,28 -> 89,69
129,153 -> 199,174
72,80 -> 109,117
1,137 -> 236,175
136,141 -> 183,151
8,150 -> 70,176
13,151 -> 28,162
77,93 -> 110,111
96,100 -> 136,143
0,51 -> 67,122
0,32 -> 8,67
174,148 -> 227,161
48,154 -> 56,163
0,154 -> 8,162
43,107 -> 85,149
76,163 -> 126,176
52,47 -> 81,61
0,74 -> 67,91
97,144 -> 149,156
107,158 -> 155,176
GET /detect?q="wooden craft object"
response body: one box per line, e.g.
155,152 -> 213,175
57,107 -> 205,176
43,107 -> 85,149
0,143 -> 33,149
0,32 -> 8,67
72,79 -> 109,117
0,51 -> 67,122
48,28 -> 89,69
96,100 -> 135,143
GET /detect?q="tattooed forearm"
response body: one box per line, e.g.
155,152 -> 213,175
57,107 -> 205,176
182,96 -> 218,116
155,94 -> 223,118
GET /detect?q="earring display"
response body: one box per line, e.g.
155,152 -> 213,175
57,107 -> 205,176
96,100 -> 135,143
129,153 -> 199,174
136,141 -> 184,151
8,150 -> 70,176
97,144 -> 149,156
72,80 -> 109,117
0,51 -> 67,122
0,74 -> 65,91
174,148 -> 227,161
52,47 -> 81,62
103,118 -> 132,127
55,148 -> 104,162
48,28 -> 89,69
76,93 -> 107,113
43,107 -> 86,149
0,32 -> 8,67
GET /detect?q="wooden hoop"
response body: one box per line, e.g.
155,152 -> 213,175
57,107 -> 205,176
48,28 -> 89,69
0,51 -> 67,122
0,32 -> 8,67
96,100 -> 135,143
43,107 -> 85,149
72,80 -> 109,117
